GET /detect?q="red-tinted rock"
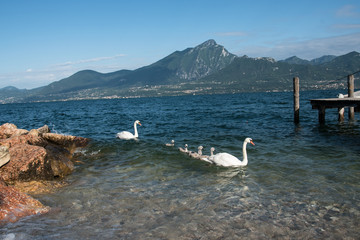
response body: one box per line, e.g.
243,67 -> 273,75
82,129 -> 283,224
0,123 -> 28,139
0,123 -> 90,223
42,133 -> 90,153
37,125 -> 50,134
0,145 -> 10,167
0,184 -> 50,223
0,144 -> 51,181
46,144 -> 74,178
0,133 -> 48,148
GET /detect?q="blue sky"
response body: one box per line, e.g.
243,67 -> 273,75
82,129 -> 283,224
1,0 -> 359,89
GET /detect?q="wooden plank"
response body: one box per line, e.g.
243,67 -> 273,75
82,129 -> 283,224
310,98 -> 360,109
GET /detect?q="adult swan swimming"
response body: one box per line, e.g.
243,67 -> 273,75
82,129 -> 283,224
117,120 -> 142,140
209,138 -> 255,167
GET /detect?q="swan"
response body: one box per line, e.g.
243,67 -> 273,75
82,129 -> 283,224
166,140 -> 175,147
179,144 -> 188,153
209,138 -> 255,167
189,146 -> 212,163
198,147 -> 215,163
116,120 -> 141,140
189,146 -> 203,159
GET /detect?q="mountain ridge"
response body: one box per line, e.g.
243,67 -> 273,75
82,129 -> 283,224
1,40 -> 359,103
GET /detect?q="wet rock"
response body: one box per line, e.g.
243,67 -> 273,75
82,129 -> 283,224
12,180 -> 69,195
46,144 -> 74,178
0,123 -> 89,181
37,125 -> 50,134
0,183 -> 50,223
0,177 -> 6,186
0,145 -> 10,167
0,123 -> 89,223
0,132 -> 48,148
0,144 -> 51,181
0,123 -> 28,139
42,133 -> 90,153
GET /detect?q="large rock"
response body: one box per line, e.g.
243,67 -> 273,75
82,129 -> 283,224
46,144 -> 74,178
0,123 -> 89,181
0,144 -> 51,181
0,132 -> 48,148
0,123 -> 89,223
0,123 -> 28,139
0,183 -> 50,223
42,133 -> 90,153
0,145 -> 10,167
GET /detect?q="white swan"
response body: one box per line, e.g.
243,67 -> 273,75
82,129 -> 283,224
189,146 -> 203,159
116,120 -> 141,140
198,147 -> 215,163
166,140 -> 175,146
209,138 -> 255,167
179,144 -> 188,153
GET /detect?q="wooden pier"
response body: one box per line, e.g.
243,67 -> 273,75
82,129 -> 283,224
308,74 -> 359,123
310,98 -> 360,123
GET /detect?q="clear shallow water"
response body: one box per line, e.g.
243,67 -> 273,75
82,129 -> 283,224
1,91 -> 360,239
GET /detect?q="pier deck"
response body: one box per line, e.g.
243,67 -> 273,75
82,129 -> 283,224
310,98 -> 360,123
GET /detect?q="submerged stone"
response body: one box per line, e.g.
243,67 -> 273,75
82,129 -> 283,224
0,123 -> 90,223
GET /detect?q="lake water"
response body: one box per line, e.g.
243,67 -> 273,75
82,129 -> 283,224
0,91 -> 359,239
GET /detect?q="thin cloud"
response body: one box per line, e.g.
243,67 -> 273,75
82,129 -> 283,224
53,54 -> 126,67
336,5 -> 359,18
78,54 -> 127,64
237,32 -> 360,60
1,53 -> 129,89
332,24 -> 360,29
216,31 -> 248,37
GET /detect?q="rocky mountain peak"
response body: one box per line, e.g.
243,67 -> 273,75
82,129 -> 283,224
198,39 -> 217,47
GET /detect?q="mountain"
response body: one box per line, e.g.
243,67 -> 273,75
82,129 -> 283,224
281,55 -> 337,65
310,55 -> 337,65
20,39 -> 237,102
281,56 -> 311,65
197,52 -> 360,93
0,86 -> 29,104
319,51 -> 360,74
34,69 -> 132,95
107,39 -> 237,87
1,40 -> 359,103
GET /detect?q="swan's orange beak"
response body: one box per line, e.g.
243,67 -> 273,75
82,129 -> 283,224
250,140 -> 255,145
138,122 -> 142,126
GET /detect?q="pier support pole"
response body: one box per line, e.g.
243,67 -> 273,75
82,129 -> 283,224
319,106 -> 326,124
348,74 -> 355,121
293,77 -> 300,123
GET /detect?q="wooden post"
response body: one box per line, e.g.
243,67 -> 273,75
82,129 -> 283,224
319,106 -> 326,124
348,74 -> 355,121
293,77 -> 300,123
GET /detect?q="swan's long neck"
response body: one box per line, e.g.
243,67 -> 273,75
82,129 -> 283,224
133,122 -> 138,138
241,141 -> 248,166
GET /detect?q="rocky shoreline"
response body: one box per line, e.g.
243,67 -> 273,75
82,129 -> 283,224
0,123 -> 89,223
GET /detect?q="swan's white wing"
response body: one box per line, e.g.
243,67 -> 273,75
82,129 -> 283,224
200,156 -> 213,163
212,153 -> 242,167
117,131 -> 135,140
178,147 -> 187,152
